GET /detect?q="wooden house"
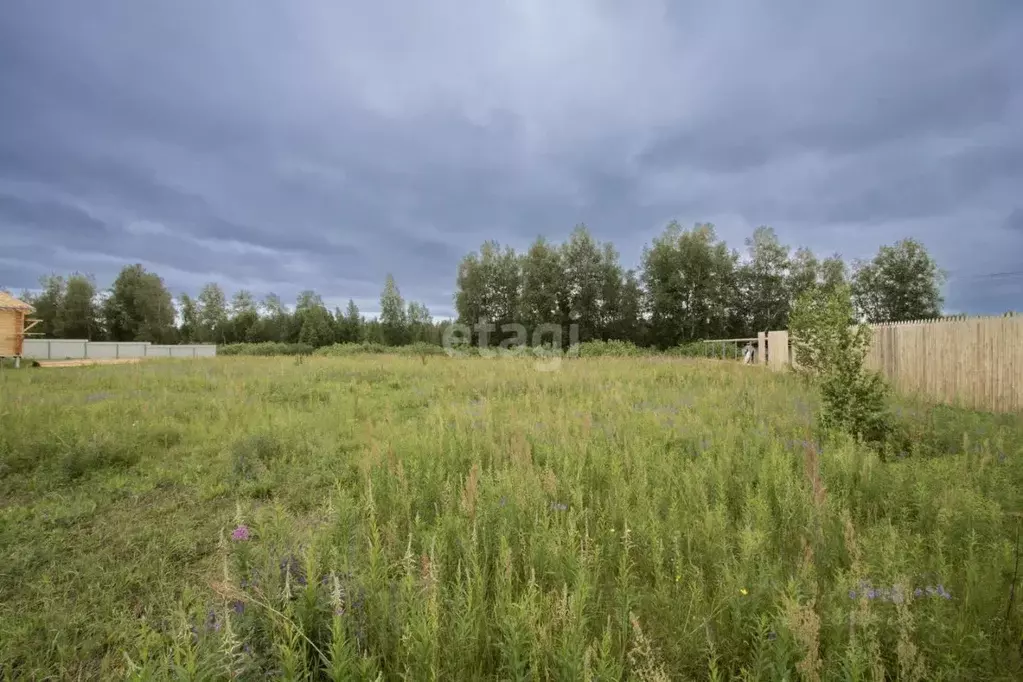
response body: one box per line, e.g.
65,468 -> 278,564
0,292 -> 38,359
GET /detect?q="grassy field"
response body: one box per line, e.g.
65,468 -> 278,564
1,355 -> 1022,680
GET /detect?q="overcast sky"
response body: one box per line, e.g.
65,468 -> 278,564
1,1 -> 1021,317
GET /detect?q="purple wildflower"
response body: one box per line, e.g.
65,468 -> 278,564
205,609 -> 220,632
914,588 -> 923,598
848,590 -> 857,599
280,554 -> 307,586
231,600 -> 245,615
231,525 -> 251,541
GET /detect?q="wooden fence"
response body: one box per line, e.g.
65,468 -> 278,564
766,314 -> 1023,413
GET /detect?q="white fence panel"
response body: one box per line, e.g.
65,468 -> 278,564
20,340 -> 216,360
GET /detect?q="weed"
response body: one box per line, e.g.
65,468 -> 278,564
0,355 -> 1020,679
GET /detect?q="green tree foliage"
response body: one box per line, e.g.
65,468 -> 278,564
789,284 -> 890,444
379,274 -> 408,346
27,275 -> 65,338
177,293 -> 200,343
613,269 -> 645,344
738,226 -> 791,335
229,290 -> 260,343
407,301 -> 433,343
560,225 -> 605,343
283,290 -> 333,348
595,242 -> 625,340
336,299 -> 362,343
517,236 -> 564,335
59,273 -> 100,340
454,241 -> 521,345
851,238 -> 945,322
361,317 -> 385,344
298,305 -> 335,348
13,225 -> 957,350
819,254 -> 848,293
20,273 -> 100,340
197,283 -> 230,344
642,222 -> 738,347
254,293 -> 291,343
101,264 -> 176,343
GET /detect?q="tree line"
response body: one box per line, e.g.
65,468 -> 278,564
9,267 -> 443,348
453,222 -> 946,348
5,221 -> 948,349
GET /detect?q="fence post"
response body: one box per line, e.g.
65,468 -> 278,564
757,332 -> 766,364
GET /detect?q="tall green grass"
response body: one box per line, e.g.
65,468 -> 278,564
1,356 -> 1021,679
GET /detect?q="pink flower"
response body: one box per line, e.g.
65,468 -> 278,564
231,525 -> 251,541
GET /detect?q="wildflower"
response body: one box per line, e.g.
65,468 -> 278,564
231,525 -> 251,541
550,502 -> 568,512
231,600 -> 245,615
866,589 -> 878,600
739,588 -> 748,596
848,590 -> 857,599
675,574 -> 681,583
280,554 -> 307,586
936,584 -> 951,599
205,609 -> 220,632
913,588 -> 923,598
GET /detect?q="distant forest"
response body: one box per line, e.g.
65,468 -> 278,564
5,222 -> 951,349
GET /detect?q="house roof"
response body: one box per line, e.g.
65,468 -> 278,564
0,292 -> 34,311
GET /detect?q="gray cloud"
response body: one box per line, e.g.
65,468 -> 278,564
1,0 -> 1021,317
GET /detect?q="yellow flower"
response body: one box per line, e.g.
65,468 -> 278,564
739,588 -> 748,596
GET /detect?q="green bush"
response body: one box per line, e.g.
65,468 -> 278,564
313,342 -> 446,357
576,339 -> 645,357
789,284 -> 891,446
666,341 -> 715,358
313,342 -> 389,356
218,342 -> 314,356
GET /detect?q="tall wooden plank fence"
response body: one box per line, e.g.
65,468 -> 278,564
767,314 -> 1023,414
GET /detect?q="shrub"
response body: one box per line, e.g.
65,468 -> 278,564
788,284 -> 891,445
313,342 -> 446,357
666,342 -> 714,358
218,342 -> 314,357
576,340 -> 644,357
313,342 -> 389,356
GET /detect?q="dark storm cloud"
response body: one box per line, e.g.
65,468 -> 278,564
1,0 -> 1021,317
